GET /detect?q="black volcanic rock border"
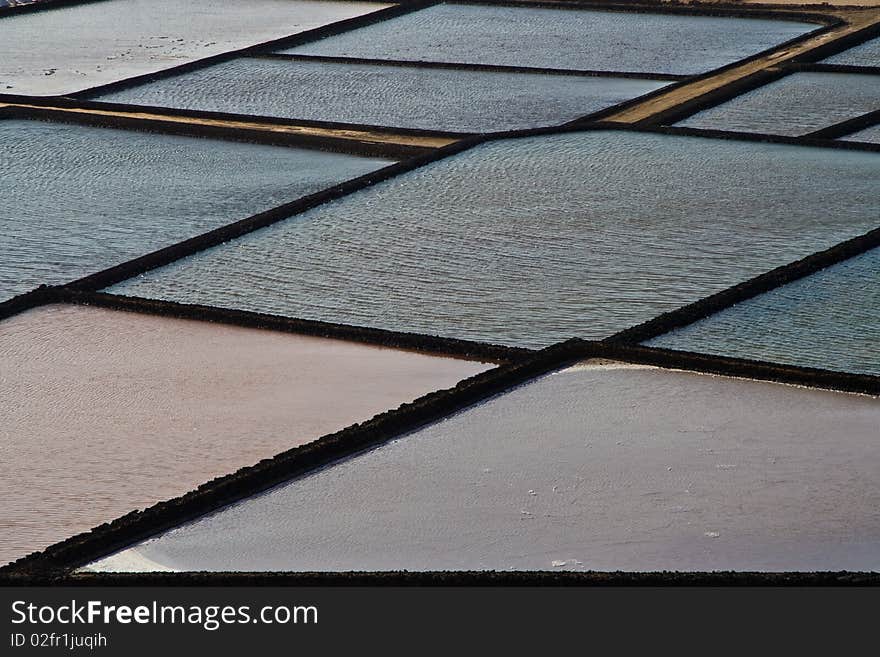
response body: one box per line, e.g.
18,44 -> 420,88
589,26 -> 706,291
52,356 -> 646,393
5,570 -> 878,587
63,290 -> 530,363
253,52 -> 686,80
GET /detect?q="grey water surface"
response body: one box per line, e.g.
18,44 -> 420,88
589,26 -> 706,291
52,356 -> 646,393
95,57 -> 669,132
0,0 -> 387,95
647,249 -> 880,376
823,37 -> 880,67
109,131 -> 880,349
676,72 -> 880,136
0,119 -> 392,300
284,3 -> 816,75
85,364 -> 880,572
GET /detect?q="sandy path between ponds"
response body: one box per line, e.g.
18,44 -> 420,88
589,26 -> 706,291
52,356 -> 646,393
605,8 -> 880,123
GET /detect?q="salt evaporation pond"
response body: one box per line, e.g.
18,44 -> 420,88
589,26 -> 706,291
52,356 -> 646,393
85,362 -> 880,573
0,0 -> 388,95
0,119 -> 391,301
111,131 -> 880,349
284,3 -> 816,76
842,123 -> 880,145
0,304 -> 489,566
823,37 -> 880,67
676,72 -> 880,136
94,57 -> 668,132
647,249 -> 880,376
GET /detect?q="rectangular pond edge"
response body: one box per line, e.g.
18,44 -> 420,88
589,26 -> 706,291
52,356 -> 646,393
0,286 -> 526,363
606,224 -> 880,345
639,18 -> 880,127
64,290 -> 530,363
59,136 -> 482,293
806,107 -> 880,139
65,2 -> 435,100
253,52 -> 686,81
2,337 -> 877,579
788,62 -> 880,76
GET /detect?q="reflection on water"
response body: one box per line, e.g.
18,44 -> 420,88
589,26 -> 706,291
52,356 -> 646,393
647,249 -> 880,376
677,72 -> 880,136
0,120 -> 392,300
284,3 -> 815,75
111,131 -> 880,348
97,57 -> 669,132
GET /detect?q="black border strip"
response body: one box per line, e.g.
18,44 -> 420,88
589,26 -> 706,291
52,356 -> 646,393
59,290 -> 529,363
254,52 -> 685,81
67,2 -> 436,100
479,121 -> 880,152
415,0 -> 837,24
607,225 -> 880,345
3,337 -> 878,579
5,571 -> 879,586
0,0 -> 107,17
807,108 -> 880,140
787,62 -> 880,75
0,285 -> 63,323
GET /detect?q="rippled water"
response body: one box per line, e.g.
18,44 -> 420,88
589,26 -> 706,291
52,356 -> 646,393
647,249 -> 880,376
96,57 -> 668,132
823,37 -> 880,67
284,3 -> 815,75
677,72 -> 880,136
110,131 -> 880,348
842,123 -> 880,145
0,0 -> 387,95
0,304 -> 489,565
0,119 -> 392,300
86,365 -> 880,572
